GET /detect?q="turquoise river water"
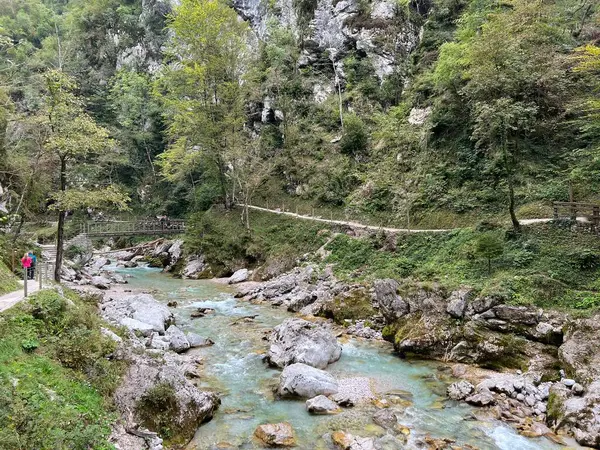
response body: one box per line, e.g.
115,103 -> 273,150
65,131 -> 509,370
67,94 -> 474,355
111,265 -> 570,450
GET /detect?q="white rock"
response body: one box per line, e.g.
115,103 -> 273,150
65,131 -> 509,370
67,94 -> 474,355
278,363 -> 338,398
228,268 -> 249,284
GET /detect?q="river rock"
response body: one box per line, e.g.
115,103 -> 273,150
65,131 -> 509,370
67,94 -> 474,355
168,239 -> 183,262
447,380 -> 474,401
124,260 -> 138,268
254,422 -> 296,447
182,256 -> 209,279
278,363 -> 338,398
114,349 -> 219,444
112,250 -> 135,261
91,275 -> 112,289
101,293 -> 174,334
372,409 -> 398,430
166,325 -> 190,353
332,431 -> 376,450
446,289 -> 471,318
266,318 -> 342,369
306,395 -> 341,414
91,257 -> 110,271
186,332 -> 214,348
121,317 -> 156,336
228,268 -> 249,284
373,279 -> 409,321
558,382 -> 600,446
152,240 -> 172,257
465,389 -> 496,406
110,273 -> 127,284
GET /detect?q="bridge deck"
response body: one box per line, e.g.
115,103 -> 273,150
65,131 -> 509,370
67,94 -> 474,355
80,220 -> 186,237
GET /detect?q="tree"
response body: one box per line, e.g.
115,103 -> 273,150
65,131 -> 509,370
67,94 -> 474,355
43,70 -> 129,281
434,0 -> 572,230
228,138 -> 272,230
475,232 -> 504,275
156,0 -> 250,209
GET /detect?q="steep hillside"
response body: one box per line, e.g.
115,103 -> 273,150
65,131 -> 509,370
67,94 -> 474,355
1,0 -> 598,229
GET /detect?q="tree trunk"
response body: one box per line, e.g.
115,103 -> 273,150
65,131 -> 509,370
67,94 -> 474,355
216,156 -> 230,209
54,156 -> 66,282
508,176 -> 520,231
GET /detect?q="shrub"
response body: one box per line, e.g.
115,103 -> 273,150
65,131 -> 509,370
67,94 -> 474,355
340,114 -> 369,157
474,232 -> 504,275
136,383 -> 179,439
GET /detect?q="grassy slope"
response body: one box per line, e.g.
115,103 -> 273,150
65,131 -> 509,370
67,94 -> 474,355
0,260 -> 19,295
325,223 -> 600,311
191,209 -> 600,312
185,207 -> 331,276
0,289 -> 125,450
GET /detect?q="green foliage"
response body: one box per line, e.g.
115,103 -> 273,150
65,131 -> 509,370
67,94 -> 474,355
0,289 -> 123,449
0,260 -> 18,295
185,208 -> 328,277
546,392 -> 564,425
136,383 -> 179,440
340,114 -> 369,157
321,289 -> 376,324
325,223 -> 600,310
474,232 -> 504,274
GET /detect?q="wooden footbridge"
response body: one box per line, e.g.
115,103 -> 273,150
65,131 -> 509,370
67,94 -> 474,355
79,219 -> 186,237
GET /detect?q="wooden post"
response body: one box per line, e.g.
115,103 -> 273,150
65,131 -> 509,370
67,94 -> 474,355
39,256 -> 43,290
553,203 -> 558,221
311,207 -> 314,217
23,267 -> 28,298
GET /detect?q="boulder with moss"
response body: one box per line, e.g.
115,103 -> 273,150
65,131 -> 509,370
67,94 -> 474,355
115,349 -> 219,445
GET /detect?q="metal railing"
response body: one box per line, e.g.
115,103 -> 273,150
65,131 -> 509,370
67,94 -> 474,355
80,219 -> 186,237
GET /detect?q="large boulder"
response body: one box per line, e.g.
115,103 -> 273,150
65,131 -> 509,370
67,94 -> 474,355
185,332 -> 214,348
278,363 -> 338,398
559,314 -> 600,383
101,293 -> 174,334
558,380 -> 600,447
266,318 -> 342,369
447,380 -> 474,401
114,351 -> 219,444
254,423 -> 296,447
446,289 -> 471,318
91,275 -> 112,290
168,239 -> 184,263
228,268 -> 249,284
165,325 -> 190,353
373,279 -> 409,322
91,257 -> 110,271
181,256 -> 209,279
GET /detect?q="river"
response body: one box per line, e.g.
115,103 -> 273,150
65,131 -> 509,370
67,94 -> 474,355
111,264 -> 566,450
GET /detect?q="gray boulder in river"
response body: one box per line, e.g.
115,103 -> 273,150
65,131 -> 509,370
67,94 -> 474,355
101,293 -> 174,334
278,363 -> 338,398
266,318 -> 342,369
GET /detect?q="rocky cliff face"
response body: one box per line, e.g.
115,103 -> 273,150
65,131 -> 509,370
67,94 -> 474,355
232,0 -> 423,80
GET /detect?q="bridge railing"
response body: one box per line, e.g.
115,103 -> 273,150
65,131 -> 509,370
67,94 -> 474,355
553,201 -> 600,233
80,219 -> 186,237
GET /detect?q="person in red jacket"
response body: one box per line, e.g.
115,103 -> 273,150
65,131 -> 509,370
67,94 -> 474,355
21,252 -> 32,279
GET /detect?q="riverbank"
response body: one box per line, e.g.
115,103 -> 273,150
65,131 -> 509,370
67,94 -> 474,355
70,260 -> 582,449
